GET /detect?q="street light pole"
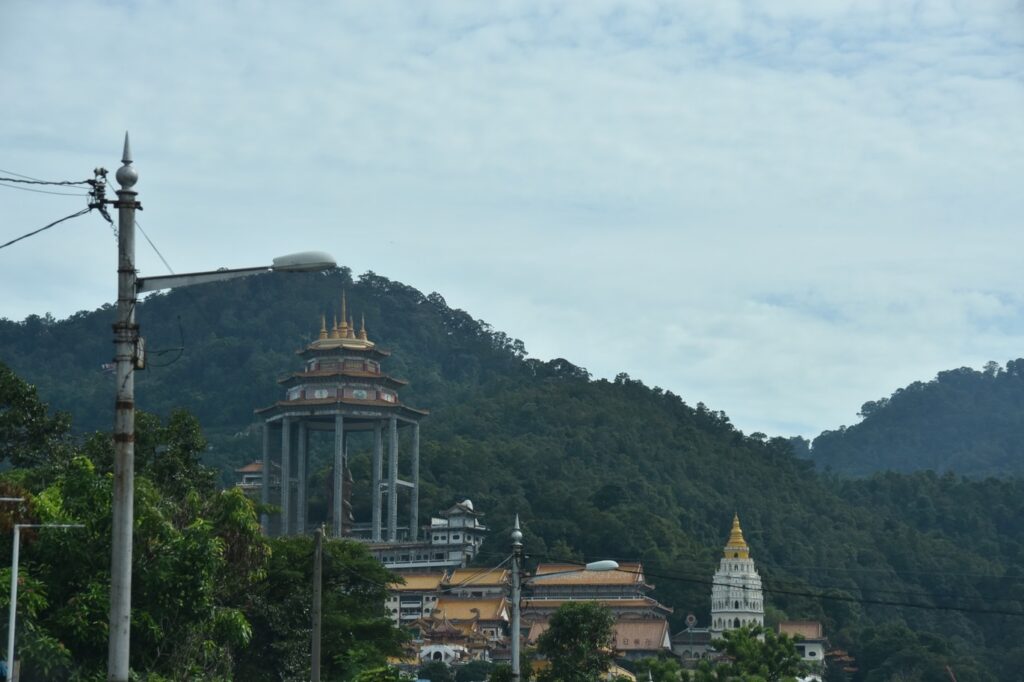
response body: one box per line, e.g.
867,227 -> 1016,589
508,517 -> 618,682
108,133 -> 138,682
7,523 -> 84,680
510,516 -> 523,682
311,524 -> 324,682
102,133 -> 337,682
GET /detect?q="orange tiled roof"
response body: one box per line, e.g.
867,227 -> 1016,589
778,621 -> 824,639
526,620 -> 670,653
612,620 -> 671,651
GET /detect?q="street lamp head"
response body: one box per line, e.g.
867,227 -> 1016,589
271,251 -> 337,272
583,560 -> 619,572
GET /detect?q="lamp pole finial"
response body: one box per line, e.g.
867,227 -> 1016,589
116,131 -> 138,190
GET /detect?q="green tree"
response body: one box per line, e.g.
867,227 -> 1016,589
2,438 -> 269,679
354,666 -> 415,682
236,535 -> 405,681
693,625 -> 807,682
418,660 -> 455,681
536,601 -> 615,682
455,659 -> 494,681
634,656 -> 684,681
0,361 -> 70,468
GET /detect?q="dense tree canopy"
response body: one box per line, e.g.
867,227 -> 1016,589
3,270 -> 1024,680
811,361 -> 1024,477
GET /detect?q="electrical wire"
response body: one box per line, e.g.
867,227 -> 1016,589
0,207 -> 93,251
135,219 -> 174,274
524,554 -> 1024,618
0,175 -> 92,186
0,181 -> 90,197
0,167 -> 41,180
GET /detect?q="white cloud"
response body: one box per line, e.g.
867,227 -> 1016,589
0,0 -> 1021,436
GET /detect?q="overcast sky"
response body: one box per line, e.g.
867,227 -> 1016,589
1,1 -> 1022,438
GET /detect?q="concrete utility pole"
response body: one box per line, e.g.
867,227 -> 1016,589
311,525 -> 324,682
108,132 -> 138,682
101,134 -> 335,682
510,515 -> 523,682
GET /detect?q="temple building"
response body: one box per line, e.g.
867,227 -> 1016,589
255,292 -> 426,539
521,561 -> 673,661
367,499 -> 489,571
710,514 -> 764,634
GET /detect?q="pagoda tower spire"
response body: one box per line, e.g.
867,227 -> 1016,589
339,291 -> 350,337
710,513 -> 764,634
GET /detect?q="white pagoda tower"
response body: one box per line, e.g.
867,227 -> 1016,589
710,514 -> 764,634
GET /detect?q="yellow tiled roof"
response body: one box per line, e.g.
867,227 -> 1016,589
446,568 -> 509,587
531,562 -> 644,585
433,597 -> 509,621
393,573 -> 446,591
522,597 -> 672,614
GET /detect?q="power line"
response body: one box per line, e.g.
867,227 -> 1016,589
135,220 -> 174,274
0,181 -> 90,197
0,207 -> 93,251
633,565 -> 1024,618
0,175 -> 92,187
534,556 -> 1024,618
0,168 -> 42,181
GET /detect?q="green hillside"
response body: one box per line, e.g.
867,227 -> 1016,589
3,269 -> 1024,680
810,363 -> 1024,477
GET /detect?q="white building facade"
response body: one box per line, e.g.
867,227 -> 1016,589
710,514 -> 764,634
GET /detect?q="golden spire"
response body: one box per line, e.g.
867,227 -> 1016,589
359,313 -> 368,341
330,315 -> 340,339
348,316 -> 355,339
724,513 -> 749,559
319,314 -> 328,340
339,290 -> 350,336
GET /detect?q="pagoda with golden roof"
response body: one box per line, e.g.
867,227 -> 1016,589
710,514 -> 764,634
256,291 -> 427,540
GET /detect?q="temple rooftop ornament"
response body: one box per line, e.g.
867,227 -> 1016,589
313,291 -> 377,350
724,513 -> 749,559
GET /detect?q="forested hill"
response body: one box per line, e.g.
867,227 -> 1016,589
3,269 -> 1024,680
810,362 -> 1024,478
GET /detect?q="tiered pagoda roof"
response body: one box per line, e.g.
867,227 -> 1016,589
255,291 -> 427,420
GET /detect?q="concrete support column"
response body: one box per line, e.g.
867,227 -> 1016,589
410,422 -> 420,541
371,422 -> 383,542
333,414 -> 344,538
387,416 -> 398,542
280,417 -> 291,536
260,422 -> 270,534
297,421 -> 308,535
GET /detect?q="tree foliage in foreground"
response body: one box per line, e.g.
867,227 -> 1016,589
689,625 -> 807,682
536,601 -> 615,682
0,364 -> 404,680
